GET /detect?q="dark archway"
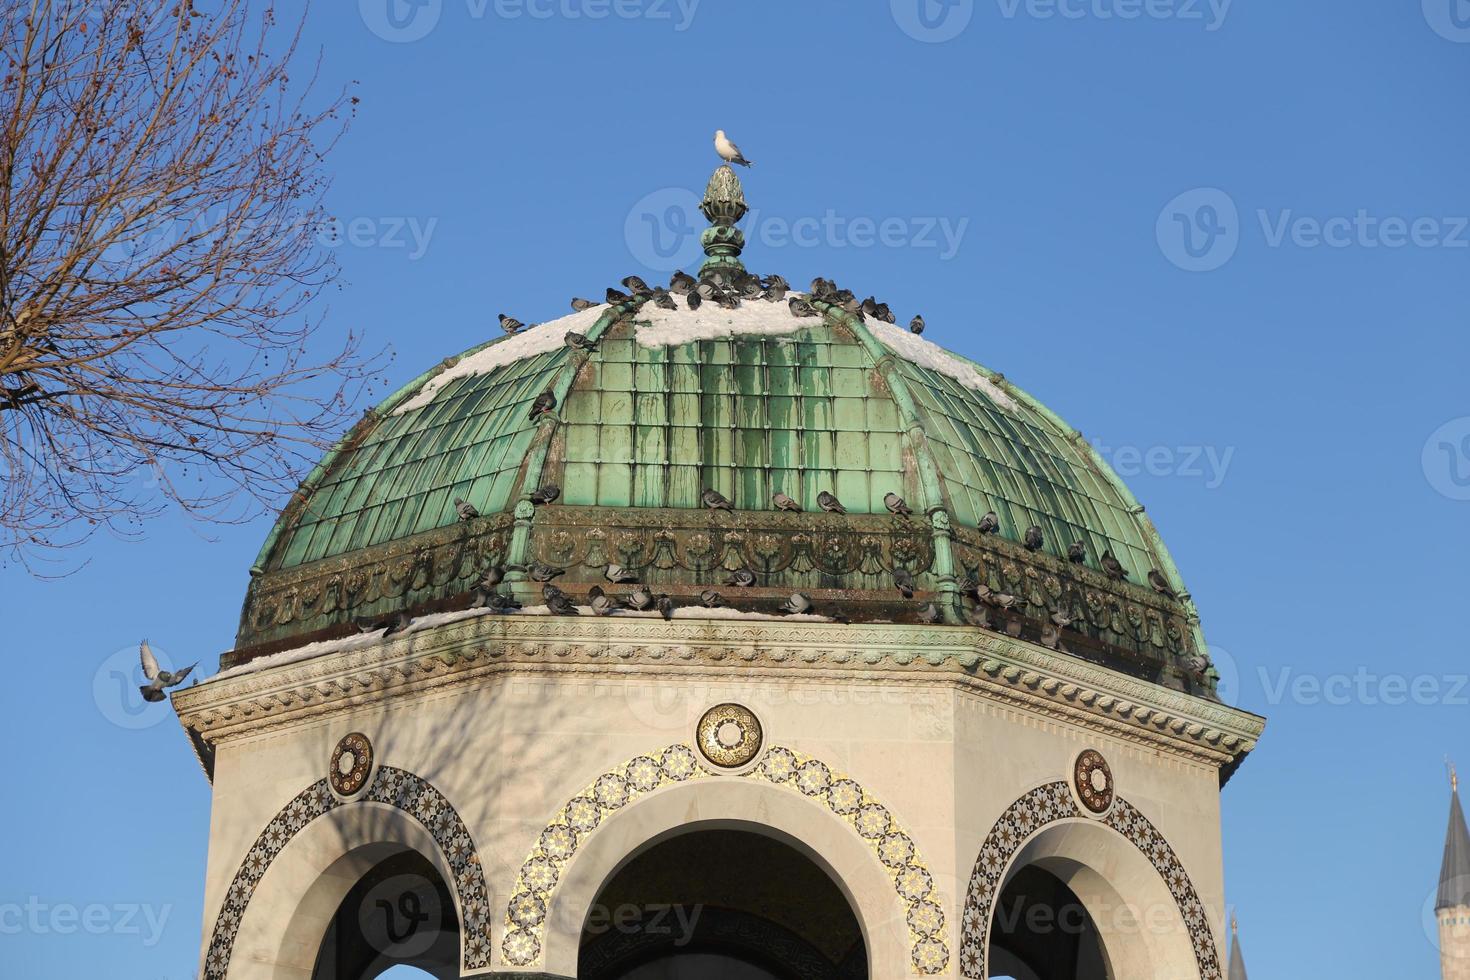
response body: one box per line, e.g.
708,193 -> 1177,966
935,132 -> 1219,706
577,828 -> 868,980
987,865 -> 1108,980
311,850 -> 460,980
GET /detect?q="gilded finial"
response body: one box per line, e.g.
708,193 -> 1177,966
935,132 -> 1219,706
1231,914 -> 1238,936
698,164 -> 748,281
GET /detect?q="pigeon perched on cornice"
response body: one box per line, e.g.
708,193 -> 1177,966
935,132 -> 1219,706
1148,569 -> 1178,600
714,129 -> 753,167
894,567 -> 916,599
700,589 -> 724,608
909,315 -> 925,335
772,492 -> 801,512
485,591 -> 522,613
353,611 -> 412,636
605,563 -> 638,584
917,602 -> 942,624
498,313 -> 525,334
817,490 -> 846,514
789,296 -> 819,318
588,586 -> 621,616
453,497 -> 479,521
1040,623 -> 1065,650
545,586 -> 579,617
621,275 -> 651,295
529,562 -> 565,583
1023,525 -> 1044,551
570,297 -> 598,311
137,641 -> 196,703
565,331 -> 597,352
701,488 -> 734,511
978,511 -> 1000,534
669,270 -> 697,295
477,565 -> 504,590
529,484 -> 560,505
653,290 -> 678,310
1100,551 -> 1129,581
655,595 -> 676,620
605,286 -> 631,304
628,586 -> 657,611
1004,614 -> 1025,638
965,603 -> 992,629
780,592 -> 813,615
725,567 -> 757,587
1067,541 -> 1086,564
884,492 -> 912,517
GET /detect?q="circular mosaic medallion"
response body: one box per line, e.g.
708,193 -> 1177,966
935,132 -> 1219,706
330,732 -> 373,797
1073,749 -> 1114,814
695,703 -> 763,768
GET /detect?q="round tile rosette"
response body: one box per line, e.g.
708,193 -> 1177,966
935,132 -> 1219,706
695,703 -> 763,768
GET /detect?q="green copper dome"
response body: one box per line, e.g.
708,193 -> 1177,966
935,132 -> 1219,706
231,168 -> 1209,698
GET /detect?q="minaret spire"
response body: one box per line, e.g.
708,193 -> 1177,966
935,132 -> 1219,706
1438,768 -> 1470,980
1227,915 -> 1249,980
698,164 -> 747,283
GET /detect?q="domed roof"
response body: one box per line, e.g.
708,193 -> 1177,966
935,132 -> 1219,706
232,168 -> 1209,697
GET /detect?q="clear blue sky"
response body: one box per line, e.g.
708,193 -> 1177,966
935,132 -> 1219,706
4,2 -> 1467,977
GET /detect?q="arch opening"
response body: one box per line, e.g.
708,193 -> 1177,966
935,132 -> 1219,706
576,827 -> 869,980
310,850 -> 460,980
987,864 -> 1108,980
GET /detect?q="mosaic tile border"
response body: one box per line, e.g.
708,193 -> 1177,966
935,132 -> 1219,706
957,781 -> 1220,979
202,766 -> 491,979
500,743 -> 949,975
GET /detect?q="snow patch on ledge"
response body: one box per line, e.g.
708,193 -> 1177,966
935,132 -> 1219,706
390,305 -> 608,416
633,296 -> 810,347
865,319 -> 1019,411
209,604 -> 832,681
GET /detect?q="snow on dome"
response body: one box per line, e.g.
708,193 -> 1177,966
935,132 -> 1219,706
390,305 -> 608,416
633,296 -> 810,347
865,318 -> 1018,412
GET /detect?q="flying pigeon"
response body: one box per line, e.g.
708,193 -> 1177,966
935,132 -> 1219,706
780,592 -> 813,615
884,492 -> 912,517
1148,569 -> 1178,600
978,511 -> 1000,534
529,484 -> 560,505
499,313 -> 525,334
917,602 -> 942,624
653,291 -> 678,310
628,586 -> 657,611
621,275 -> 651,294
1100,551 -> 1129,581
565,331 -> 598,352
453,497 -> 480,521
528,390 -> 556,420
700,589 -> 725,608
714,129 -> 753,167
725,567 -> 757,587
909,315 -> 925,335
545,586 -> 579,617
686,290 -> 703,311
789,296 -> 819,318
1067,541 -> 1086,564
701,488 -> 734,511
570,297 -> 598,311
605,286 -> 631,304
817,490 -> 846,514
605,563 -> 639,584
669,270 -> 697,294
772,492 -> 802,512
894,567 -> 916,599
655,594 -> 676,620
137,641 -> 196,703
1023,525 -> 1044,551
529,562 -> 565,583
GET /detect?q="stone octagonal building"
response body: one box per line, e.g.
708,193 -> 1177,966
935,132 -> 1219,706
176,165 -> 1265,980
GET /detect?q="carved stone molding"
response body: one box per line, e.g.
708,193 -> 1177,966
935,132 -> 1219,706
177,618 -> 1264,773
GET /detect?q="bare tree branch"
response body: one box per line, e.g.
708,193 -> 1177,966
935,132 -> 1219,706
0,0 -> 385,571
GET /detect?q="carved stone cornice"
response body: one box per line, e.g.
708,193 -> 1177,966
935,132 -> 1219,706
176,616 -> 1264,772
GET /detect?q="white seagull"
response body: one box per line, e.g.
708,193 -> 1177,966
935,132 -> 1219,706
714,130 -> 753,168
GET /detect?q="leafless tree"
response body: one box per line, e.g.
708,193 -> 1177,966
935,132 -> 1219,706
0,0 -> 382,570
